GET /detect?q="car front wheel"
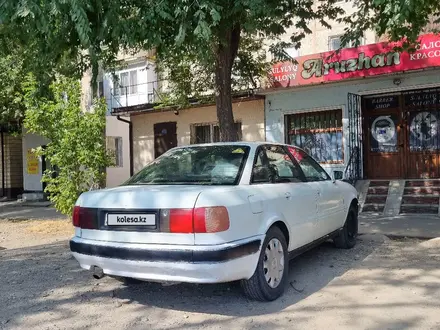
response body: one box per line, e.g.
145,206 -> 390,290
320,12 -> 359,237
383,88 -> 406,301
334,205 -> 358,249
241,226 -> 289,301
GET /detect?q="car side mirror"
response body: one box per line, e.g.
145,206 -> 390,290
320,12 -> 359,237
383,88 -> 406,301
332,170 -> 343,182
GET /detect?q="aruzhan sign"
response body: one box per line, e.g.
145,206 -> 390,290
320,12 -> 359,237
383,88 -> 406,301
270,34 -> 440,88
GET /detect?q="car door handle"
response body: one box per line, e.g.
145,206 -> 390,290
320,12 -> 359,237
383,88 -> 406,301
285,192 -> 292,199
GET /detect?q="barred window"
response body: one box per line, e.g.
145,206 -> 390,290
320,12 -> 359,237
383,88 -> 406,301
286,110 -> 343,164
191,122 -> 242,144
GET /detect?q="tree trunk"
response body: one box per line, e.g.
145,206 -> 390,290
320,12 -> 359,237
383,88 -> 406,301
214,24 -> 241,142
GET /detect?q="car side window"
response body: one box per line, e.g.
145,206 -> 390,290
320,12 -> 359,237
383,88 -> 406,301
251,148 -> 271,184
251,145 -> 304,184
287,146 -> 331,182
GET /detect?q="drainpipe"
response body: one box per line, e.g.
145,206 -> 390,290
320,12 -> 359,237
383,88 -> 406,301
1,130 -> 4,197
116,116 -> 134,177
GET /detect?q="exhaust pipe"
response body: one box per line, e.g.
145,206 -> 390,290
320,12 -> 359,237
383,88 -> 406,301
91,265 -> 105,279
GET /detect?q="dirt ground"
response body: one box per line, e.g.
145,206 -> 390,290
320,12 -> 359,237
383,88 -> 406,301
0,220 -> 439,330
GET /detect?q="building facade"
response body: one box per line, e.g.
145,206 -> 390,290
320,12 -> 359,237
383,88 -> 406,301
81,51 -> 158,187
131,99 -> 265,172
112,97 -> 265,174
265,33 -> 440,181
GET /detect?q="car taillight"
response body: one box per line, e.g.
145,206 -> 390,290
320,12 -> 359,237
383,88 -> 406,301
194,207 -> 229,233
161,207 -> 230,233
72,206 -> 98,229
72,206 -> 81,227
169,209 -> 194,233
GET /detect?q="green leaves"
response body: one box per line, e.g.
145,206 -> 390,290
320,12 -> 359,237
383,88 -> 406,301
0,54 -> 27,133
23,76 -> 111,215
210,8 -> 221,25
1,0 -> 440,144
70,0 -> 92,47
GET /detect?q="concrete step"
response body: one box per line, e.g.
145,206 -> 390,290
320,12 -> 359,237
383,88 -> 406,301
360,179 -> 440,216
362,204 -> 386,212
403,194 -> 440,198
404,187 -> 440,195
401,196 -> 439,205
405,180 -> 440,187
367,187 -> 390,195
369,181 -> 390,187
400,204 -> 439,214
365,195 -> 388,204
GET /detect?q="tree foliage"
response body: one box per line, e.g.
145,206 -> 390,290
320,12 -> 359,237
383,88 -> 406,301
0,54 -> 26,133
23,76 -> 111,215
1,0 -> 439,140
339,0 -> 440,49
0,23 -> 86,130
155,33 -> 270,110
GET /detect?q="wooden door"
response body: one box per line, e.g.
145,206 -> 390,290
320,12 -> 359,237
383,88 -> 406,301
403,89 -> 440,179
154,122 -> 177,158
363,95 -> 405,179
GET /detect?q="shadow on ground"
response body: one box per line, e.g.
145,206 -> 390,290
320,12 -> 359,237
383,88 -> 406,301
0,236 -> 376,323
1,235 -> 439,329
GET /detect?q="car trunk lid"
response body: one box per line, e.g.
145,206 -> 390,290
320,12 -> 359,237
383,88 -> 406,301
76,185 -> 207,245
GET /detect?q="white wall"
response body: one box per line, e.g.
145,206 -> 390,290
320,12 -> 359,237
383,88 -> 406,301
265,69 -> 440,175
22,131 -> 49,192
106,116 -> 131,187
271,1 -> 377,58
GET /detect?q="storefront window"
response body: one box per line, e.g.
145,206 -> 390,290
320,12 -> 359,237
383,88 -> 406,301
286,110 -> 343,164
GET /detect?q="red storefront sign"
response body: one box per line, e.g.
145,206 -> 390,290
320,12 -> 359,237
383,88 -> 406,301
270,33 -> 440,88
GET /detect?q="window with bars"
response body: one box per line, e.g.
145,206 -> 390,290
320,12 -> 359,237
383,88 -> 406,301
286,110 -> 343,164
192,122 -> 242,144
106,136 -> 123,167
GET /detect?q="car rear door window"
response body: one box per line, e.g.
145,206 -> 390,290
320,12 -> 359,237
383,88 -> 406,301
287,147 -> 331,182
251,146 -> 304,184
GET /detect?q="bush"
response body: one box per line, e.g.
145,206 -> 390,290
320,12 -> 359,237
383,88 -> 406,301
24,76 -> 111,216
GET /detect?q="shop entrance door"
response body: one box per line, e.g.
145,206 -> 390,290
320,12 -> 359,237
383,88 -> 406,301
403,89 -> 440,178
363,94 -> 404,179
363,88 -> 440,179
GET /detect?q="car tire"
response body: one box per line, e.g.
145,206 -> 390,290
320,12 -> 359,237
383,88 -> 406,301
241,226 -> 289,301
334,205 -> 358,249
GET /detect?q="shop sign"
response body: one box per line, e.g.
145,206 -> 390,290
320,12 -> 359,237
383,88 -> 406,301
404,89 -> 440,107
27,149 -> 39,175
270,34 -> 440,88
365,95 -> 400,110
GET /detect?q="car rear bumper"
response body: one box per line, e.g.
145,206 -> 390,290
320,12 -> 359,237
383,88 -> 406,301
70,236 -> 263,283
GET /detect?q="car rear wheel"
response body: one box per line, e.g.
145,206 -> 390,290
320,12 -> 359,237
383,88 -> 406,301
241,226 -> 289,301
334,205 -> 358,249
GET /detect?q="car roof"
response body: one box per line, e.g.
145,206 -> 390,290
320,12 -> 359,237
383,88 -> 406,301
173,141 -> 294,148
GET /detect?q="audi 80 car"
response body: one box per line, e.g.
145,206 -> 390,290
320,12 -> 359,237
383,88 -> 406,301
70,142 -> 358,301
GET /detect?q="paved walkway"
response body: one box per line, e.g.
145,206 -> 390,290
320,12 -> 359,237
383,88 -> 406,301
359,213 -> 440,239
0,200 -> 66,220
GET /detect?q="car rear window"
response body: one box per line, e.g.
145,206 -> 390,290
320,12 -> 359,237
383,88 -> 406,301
124,145 -> 250,186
